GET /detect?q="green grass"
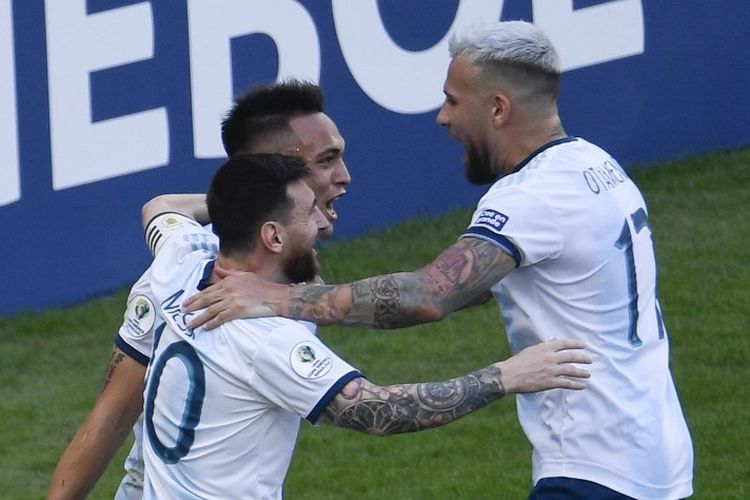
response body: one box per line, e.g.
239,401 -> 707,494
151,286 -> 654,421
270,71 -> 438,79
1,148 -> 748,499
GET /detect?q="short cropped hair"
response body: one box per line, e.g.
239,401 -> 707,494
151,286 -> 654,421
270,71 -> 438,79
450,21 -> 561,100
221,80 -> 324,156
207,153 -> 311,256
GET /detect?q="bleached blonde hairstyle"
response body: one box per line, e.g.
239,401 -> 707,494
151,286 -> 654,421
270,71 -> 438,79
449,20 -> 560,74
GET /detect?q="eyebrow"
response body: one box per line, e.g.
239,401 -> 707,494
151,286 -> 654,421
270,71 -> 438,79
314,145 -> 344,161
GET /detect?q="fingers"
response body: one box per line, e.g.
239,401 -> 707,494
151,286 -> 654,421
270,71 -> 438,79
546,338 -> 586,351
538,338 -> 592,365
182,289 -> 210,312
553,379 -> 587,390
214,263 -> 248,279
182,285 -> 223,313
187,310 -> 211,330
555,350 -> 593,365
187,303 -> 226,330
518,339 -> 593,392
557,363 -> 591,377
213,264 -> 232,279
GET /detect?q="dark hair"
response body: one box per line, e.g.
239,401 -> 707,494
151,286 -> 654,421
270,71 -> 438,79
207,153 -> 311,256
221,80 -> 324,156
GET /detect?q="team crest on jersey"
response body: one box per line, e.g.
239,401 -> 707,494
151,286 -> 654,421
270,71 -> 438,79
290,342 -> 332,379
163,215 -> 183,228
125,295 -> 155,338
474,209 -> 509,233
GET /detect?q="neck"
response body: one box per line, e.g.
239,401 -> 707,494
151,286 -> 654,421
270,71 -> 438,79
495,115 -> 566,176
211,253 -> 288,285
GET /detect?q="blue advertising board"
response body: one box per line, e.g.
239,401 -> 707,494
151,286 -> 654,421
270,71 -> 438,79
2,0 -> 749,316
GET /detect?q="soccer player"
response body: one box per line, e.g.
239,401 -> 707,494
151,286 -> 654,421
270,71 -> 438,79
47,80 -> 350,499
184,22 -> 694,499
140,153 -> 590,498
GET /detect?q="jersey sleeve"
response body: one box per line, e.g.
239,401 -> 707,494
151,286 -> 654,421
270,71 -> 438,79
249,322 -> 361,424
461,186 -> 563,267
146,214 -> 219,306
145,212 -> 205,257
115,266 -> 159,366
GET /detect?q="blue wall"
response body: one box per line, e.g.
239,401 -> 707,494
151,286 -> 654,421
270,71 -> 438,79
2,0 -> 749,317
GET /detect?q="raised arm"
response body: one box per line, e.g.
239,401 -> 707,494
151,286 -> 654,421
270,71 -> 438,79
141,193 -> 209,230
185,236 -> 514,330
47,347 -> 146,499
318,338 -> 591,435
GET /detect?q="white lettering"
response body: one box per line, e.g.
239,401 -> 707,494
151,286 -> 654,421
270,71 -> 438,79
0,0 -> 19,206
45,0 -> 168,190
333,0 -> 503,114
188,0 -> 320,158
533,0 -> 644,71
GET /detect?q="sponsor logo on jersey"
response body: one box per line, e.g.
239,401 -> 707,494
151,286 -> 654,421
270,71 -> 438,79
125,295 -> 156,338
290,342 -> 333,379
474,209 -> 509,233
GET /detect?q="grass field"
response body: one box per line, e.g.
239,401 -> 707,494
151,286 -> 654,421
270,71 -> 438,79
1,148 -> 748,499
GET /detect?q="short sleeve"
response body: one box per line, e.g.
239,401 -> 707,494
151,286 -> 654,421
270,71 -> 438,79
462,186 -> 563,267
145,212 -> 204,256
249,323 -> 360,424
115,266 -> 160,366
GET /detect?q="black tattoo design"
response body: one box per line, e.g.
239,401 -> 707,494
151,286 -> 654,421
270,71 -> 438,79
288,284 -> 336,322
100,347 -> 125,392
322,365 -> 505,436
286,237 -> 514,329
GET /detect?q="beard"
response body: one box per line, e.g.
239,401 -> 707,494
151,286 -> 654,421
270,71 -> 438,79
465,143 -> 498,185
282,245 -> 319,284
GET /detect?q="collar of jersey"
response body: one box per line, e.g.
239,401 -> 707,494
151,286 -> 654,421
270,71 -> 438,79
512,136 -> 577,174
197,259 -> 216,291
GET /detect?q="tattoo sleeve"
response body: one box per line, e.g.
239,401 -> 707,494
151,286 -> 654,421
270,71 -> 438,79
319,365 -> 505,435
285,237 -> 515,329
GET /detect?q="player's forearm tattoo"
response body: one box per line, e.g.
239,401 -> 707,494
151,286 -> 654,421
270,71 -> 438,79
323,365 -> 505,435
427,238 -> 509,301
286,238 -> 514,328
100,347 -> 125,392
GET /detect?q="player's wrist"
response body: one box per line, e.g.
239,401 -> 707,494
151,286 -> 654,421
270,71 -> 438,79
492,361 -> 510,395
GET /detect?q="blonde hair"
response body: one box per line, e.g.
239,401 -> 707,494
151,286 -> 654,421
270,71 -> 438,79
449,21 -> 560,75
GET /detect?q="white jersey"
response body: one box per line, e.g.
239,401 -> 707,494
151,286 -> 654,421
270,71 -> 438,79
463,137 -> 693,499
113,229 -> 220,499
141,213 -> 360,499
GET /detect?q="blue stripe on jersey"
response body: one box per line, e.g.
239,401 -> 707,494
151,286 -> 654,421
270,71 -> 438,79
114,334 -> 150,366
197,260 -> 215,291
513,136 -> 577,173
306,370 -> 362,424
463,228 -> 521,267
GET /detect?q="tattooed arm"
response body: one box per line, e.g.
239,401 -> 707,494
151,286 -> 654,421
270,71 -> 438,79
48,346 -> 146,499
318,339 -> 591,435
185,237 -> 513,330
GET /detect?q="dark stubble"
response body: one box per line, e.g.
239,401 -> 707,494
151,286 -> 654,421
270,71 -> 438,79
465,142 -> 498,185
283,245 -> 319,284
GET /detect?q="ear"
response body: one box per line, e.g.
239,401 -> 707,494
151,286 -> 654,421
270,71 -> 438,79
491,93 -> 511,127
259,221 -> 285,254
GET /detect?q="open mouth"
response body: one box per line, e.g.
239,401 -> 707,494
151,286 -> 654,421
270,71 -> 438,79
325,192 -> 345,222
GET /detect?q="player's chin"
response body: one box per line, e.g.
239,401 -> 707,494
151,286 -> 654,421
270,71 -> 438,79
318,225 -> 334,239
